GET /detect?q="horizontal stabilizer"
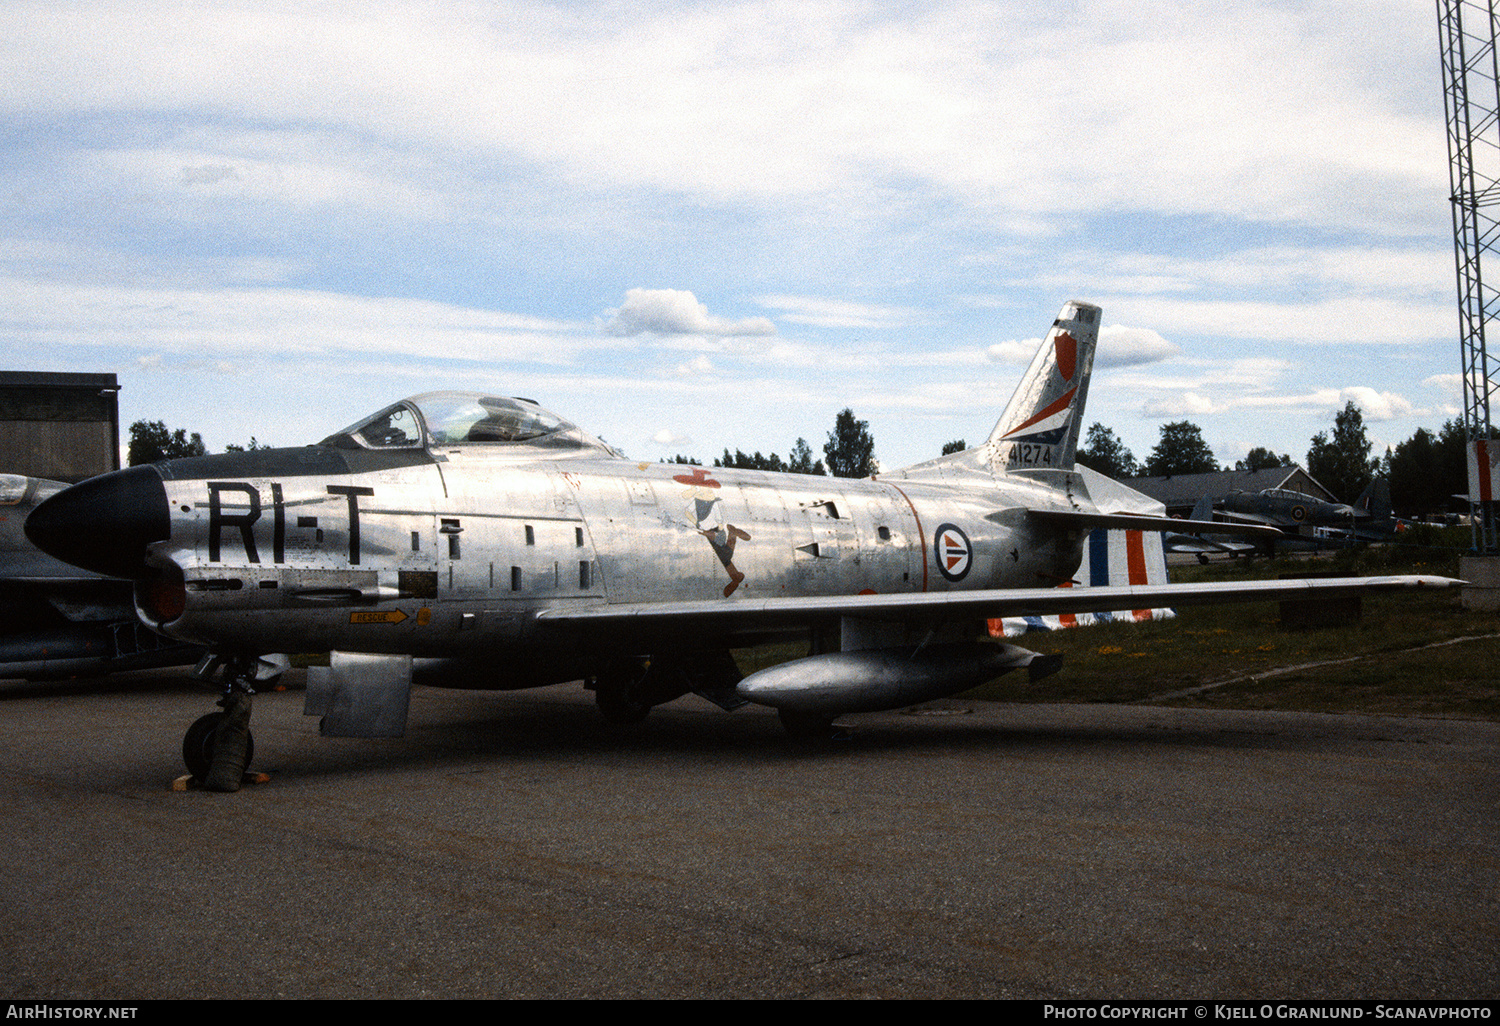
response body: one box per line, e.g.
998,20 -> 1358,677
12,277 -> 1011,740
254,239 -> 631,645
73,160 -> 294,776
1024,508 -> 1281,539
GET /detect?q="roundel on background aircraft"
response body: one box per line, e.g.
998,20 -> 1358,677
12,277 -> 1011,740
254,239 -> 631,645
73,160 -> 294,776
934,524 -> 973,582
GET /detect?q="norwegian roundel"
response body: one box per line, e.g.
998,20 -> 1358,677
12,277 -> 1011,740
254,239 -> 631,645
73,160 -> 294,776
934,523 -> 973,582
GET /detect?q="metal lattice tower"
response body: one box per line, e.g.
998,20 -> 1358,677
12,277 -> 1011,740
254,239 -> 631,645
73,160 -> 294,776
1439,0 -> 1500,553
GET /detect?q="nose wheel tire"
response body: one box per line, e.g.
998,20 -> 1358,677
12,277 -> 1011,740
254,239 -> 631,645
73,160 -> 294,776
182,712 -> 255,782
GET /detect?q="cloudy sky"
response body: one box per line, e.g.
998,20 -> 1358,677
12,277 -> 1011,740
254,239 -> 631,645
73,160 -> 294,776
0,0 -> 1462,473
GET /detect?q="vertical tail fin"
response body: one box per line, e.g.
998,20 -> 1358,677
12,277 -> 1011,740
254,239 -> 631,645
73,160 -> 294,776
1355,477 -> 1392,520
984,300 -> 1100,474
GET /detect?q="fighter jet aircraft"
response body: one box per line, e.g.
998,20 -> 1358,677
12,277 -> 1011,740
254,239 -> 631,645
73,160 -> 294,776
23,301 -> 1458,779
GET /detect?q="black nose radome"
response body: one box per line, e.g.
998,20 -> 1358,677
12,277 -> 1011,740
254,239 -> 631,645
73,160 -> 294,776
25,465 -> 170,579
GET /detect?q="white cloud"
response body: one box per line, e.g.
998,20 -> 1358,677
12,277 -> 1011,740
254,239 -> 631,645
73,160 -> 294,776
1106,296 -> 1450,346
673,355 -> 715,377
1141,393 -> 1221,417
1113,358 -> 1296,396
0,0 -> 1444,229
1096,325 -> 1179,368
652,429 -> 691,447
757,295 -> 925,329
603,289 -> 775,338
179,163 -> 241,187
981,324 -> 1178,369
189,359 -> 239,377
1028,246 -> 1451,301
986,338 -> 1041,364
1425,373 -> 1463,401
0,276 -> 591,363
1219,387 -> 1416,421
88,139 -> 453,223
1331,387 -> 1416,422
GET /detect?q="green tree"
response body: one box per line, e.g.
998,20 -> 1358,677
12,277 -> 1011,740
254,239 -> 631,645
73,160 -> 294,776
715,449 -> 786,472
1236,446 -> 1289,472
1307,402 -> 1378,503
788,437 -> 825,475
660,454 -> 700,465
1143,421 -> 1219,476
941,439 -> 967,456
1396,418 -> 1481,516
224,436 -> 266,453
1075,423 -> 1139,478
128,420 -> 206,466
823,408 -> 876,478
1436,418 -> 1473,510
1387,427 -> 1441,516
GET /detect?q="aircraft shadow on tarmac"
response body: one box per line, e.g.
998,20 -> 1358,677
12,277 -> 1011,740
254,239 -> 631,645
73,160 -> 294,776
0,668 -> 217,701
0,665 -> 1383,784
227,686 -> 1366,784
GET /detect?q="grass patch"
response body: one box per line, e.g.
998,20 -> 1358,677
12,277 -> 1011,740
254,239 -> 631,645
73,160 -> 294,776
970,544 -> 1499,718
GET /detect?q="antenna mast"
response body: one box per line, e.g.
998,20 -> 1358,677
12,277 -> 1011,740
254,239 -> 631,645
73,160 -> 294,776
1439,0 -> 1500,553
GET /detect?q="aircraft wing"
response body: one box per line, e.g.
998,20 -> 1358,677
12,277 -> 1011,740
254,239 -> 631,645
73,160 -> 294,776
1164,536 -> 1258,556
535,574 -> 1460,633
1214,509 -> 1290,529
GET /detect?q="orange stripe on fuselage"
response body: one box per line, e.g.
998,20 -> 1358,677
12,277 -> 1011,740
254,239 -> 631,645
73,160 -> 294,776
885,483 -> 927,593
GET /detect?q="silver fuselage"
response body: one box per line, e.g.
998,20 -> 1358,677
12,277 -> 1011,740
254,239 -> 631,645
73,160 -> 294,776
146,445 -> 1087,677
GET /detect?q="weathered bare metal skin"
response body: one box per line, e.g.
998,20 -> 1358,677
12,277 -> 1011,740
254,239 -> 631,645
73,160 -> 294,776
146,449 -> 1088,663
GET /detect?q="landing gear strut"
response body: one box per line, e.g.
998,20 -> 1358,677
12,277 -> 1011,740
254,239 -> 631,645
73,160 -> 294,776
589,659 -> 659,724
184,653 -> 285,790
594,684 -> 652,724
587,651 -> 742,725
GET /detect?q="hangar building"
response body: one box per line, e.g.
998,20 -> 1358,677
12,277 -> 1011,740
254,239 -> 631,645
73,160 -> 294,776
0,371 -> 120,483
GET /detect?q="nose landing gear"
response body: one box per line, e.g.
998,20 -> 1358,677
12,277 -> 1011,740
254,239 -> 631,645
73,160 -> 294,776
182,653 -> 286,791
183,695 -> 254,787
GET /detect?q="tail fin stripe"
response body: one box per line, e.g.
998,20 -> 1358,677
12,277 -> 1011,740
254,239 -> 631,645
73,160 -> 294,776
1001,387 -> 1077,439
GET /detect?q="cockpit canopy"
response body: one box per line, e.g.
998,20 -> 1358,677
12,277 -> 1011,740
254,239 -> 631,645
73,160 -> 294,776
322,391 -> 613,456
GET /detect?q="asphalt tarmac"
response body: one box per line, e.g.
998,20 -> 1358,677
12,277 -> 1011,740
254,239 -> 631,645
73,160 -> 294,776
0,668 -> 1495,1000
